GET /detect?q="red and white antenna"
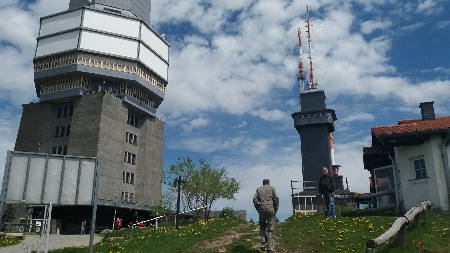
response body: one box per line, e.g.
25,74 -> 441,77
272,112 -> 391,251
297,28 -> 306,93
305,5 -> 316,89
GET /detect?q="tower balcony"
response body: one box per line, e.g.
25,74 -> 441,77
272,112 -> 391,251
292,109 -> 336,132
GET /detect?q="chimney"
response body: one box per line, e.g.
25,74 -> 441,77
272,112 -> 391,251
419,101 -> 435,121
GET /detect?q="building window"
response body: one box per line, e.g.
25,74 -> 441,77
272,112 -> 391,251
122,171 -> 135,185
126,132 -> 137,145
121,191 -> 133,203
414,159 -> 428,179
124,151 -> 136,165
57,105 -> 74,118
121,191 -> 128,202
127,113 -> 139,127
55,125 -> 71,137
52,146 -> 68,155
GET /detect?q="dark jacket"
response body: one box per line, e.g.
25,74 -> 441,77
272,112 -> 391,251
318,174 -> 335,194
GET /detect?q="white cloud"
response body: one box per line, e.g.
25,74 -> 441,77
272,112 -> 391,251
437,20 -> 450,29
250,108 -> 287,121
235,121 -> 247,128
181,116 -> 210,133
416,0 -> 437,15
340,112 -> 375,124
400,22 -> 425,31
361,20 -> 392,34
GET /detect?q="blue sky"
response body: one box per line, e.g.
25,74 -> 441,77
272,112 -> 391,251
0,0 -> 449,222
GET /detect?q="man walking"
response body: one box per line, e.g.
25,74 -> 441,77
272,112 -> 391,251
253,179 -> 279,252
318,167 -> 336,217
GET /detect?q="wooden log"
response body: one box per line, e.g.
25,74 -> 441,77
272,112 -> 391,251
368,216 -> 409,247
355,190 -> 395,201
365,201 -> 433,251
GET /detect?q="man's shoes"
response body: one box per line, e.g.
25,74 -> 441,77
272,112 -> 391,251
260,245 -> 266,251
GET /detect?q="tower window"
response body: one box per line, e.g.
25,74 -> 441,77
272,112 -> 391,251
124,151 -> 136,165
55,125 -> 71,137
127,113 -> 139,127
57,106 -> 74,118
122,171 -> 135,185
121,191 -> 128,202
121,191 -> 133,203
126,132 -> 137,145
52,146 -> 68,155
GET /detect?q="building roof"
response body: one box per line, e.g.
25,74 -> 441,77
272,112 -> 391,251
372,116 -> 450,136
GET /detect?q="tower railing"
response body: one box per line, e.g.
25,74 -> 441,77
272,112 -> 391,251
34,51 -> 166,93
40,75 -> 91,94
291,180 -> 319,213
118,83 -> 156,109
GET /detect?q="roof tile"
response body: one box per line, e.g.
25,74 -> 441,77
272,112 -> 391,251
372,116 -> 450,136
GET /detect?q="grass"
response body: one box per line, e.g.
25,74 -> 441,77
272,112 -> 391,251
2,210 -> 449,252
0,234 -> 24,247
278,210 -> 450,252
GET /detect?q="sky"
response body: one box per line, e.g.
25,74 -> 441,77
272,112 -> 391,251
0,0 -> 449,222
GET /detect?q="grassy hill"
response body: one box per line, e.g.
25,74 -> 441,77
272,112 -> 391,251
2,210 -> 449,252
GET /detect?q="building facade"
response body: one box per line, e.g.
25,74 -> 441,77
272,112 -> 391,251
12,0 -> 168,232
363,102 -> 450,213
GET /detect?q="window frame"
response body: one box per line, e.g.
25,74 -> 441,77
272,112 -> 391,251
414,158 -> 428,180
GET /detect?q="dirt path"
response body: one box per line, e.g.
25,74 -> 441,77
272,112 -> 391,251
0,234 -> 102,253
194,222 -> 261,252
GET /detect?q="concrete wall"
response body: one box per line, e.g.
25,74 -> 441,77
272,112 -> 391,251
395,136 -> 449,212
15,102 -> 72,154
298,124 -> 332,186
15,92 -> 163,207
135,114 -> 164,205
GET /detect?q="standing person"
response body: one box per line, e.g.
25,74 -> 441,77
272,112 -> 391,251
134,211 -> 139,225
81,220 -> 86,235
253,179 -> 279,253
115,217 -> 122,230
318,167 -> 336,218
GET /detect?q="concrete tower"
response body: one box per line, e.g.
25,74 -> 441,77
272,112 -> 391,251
13,0 -> 169,232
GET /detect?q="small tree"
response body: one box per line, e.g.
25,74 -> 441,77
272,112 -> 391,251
163,157 -> 241,221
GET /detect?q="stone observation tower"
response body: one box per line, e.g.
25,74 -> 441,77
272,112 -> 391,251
13,0 -> 169,232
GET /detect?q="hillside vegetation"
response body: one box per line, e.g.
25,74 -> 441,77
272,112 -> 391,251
2,210 -> 449,252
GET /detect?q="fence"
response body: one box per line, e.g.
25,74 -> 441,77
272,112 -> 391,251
355,190 -> 396,212
365,200 -> 433,253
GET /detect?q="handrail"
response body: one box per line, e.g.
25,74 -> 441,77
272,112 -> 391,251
365,201 -> 433,253
355,190 -> 395,200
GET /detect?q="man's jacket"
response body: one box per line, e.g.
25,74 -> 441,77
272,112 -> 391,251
318,174 -> 335,194
253,185 -> 279,213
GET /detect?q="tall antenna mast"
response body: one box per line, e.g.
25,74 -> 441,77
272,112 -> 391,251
305,5 -> 315,89
297,28 -> 306,94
